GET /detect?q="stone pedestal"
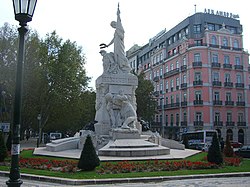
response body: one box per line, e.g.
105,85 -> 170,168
110,128 -> 140,140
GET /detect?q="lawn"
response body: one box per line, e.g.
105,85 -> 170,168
0,150 -> 249,179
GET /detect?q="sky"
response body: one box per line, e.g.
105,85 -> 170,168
0,0 -> 249,89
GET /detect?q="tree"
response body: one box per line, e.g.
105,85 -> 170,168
207,133 -> 223,165
223,135 -> 234,157
0,131 -> 8,162
135,72 -> 157,123
78,135 -> 100,171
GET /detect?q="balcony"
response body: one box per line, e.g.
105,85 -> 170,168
225,100 -> 234,106
236,101 -> 245,106
157,105 -> 163,110
153,76 -> 160,82
211,62 -> 221,68
226,121 -> 235,127
181,83 -> 187,89
164,102 -> 180,109
181,65 -> 187,71
223,64 -> 232,69
212,81 -> 222,87
213,100 -> 223,106
235,83 -> 244,89
193,61 -> 202,68
234,65 -> 243,70
194,121 -> 204,127
164,68 -> 179,78
181,121 -> 187,127
214,121 -> 223,127
209,44 -> 219,48
221,45 -> 231,50
181,101 -> 187,107
153,91 -> 159,97
224,82 -> 233,88
193,100 -> 203,106
237,122 -> 246,127
193,80 -> 203,86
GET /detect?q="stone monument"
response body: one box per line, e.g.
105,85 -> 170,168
94,4 -> 140,140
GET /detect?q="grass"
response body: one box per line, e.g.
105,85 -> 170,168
0,150 -> 249,179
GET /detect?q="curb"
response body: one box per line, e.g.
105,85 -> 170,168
1,171 -> 250,185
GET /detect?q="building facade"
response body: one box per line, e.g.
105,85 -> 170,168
127,12 -> 250,145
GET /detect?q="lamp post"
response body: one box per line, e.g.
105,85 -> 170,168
6,1 -> 37,186
37,114 -> 41,148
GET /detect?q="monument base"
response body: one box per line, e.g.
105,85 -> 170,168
110,128 -> 140,140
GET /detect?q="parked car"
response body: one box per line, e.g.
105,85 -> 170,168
230,142 -> 243,148
195,143 -> 210,152
235,145 -> 250,158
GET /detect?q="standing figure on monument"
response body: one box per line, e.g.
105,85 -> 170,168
100,4 -> 131,73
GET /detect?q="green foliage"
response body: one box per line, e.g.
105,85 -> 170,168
183,135 -> 189,149
223,135 -> 234,157
135,72 -> 157,122
0,132 -> 8,162
207,133 -> 223,165
78,135 -> 100,171
6,131 -> 12,151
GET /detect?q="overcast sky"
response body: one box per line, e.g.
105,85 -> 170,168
0,0 -> 249,89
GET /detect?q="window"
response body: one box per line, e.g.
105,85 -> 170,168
195,72 -> 202,81
194,24 -> 201,34
149,73 -> 152,80
223,37 -> 228,46
237,93 -> 243,102
166,97 -> 168,104
208,23 -> 215,31
183,56 -> 187,66
225,73 -> 231,82
160,115 -> 162,123
170,63 -> 174,70
176,77 -> 180,87
183,112 -> 187,122
165,65 -> 169,73
183,92 -> 187,102
233,39 -> 239,48
236,74 -> 242,83
165,115 -> 168,125
160,82 -> 163,91
224,55 -> 230,64
176,61 -> 179,68
176,113 -> 179,124
238,113 -> 244,122
214,91 -> 220,100
166,81 -> 169,90
226,92 -> 232,101
195,91 -> 202,100
170,114 -> 174,125
195,112 -> 202,121
212,54 -> 218,63
183,74 -> 187,83
213,72 -> 219,81
226,112 -> 232,122
194,53 -> 201,62
185,27 -> 189,35
171,79 -> 174,88
170,95 -> 174,104
211,35 -> 217,45
176,94 -> 179,103
215,112 -> 220,122
235,57 -> 240,65
160,53 -> 163,61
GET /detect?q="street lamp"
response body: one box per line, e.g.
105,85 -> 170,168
37,114 -> 41,148
6,1 -> 37,186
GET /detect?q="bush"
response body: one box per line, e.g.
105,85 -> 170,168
0,131 -> 8,162
207,133 -> 223,165
223,135 -> 234,157
77,135 -> 100,171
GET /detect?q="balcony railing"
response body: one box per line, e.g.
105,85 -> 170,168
164,102 -> 180,109
223,64 -> 232,69
193,80 -> 203,86
221,46 -> 231,50
164,68 -> 179,78
224,82 -> 233,88
211,62 -> 221,68
181,83 -> 187,89
181,101 -> 187,107
181,121 -> 187,127
235,83 -> 244,88
237,122 -> 246,126
193,61 -> 202,68
225,100 -> 234,106
153,91 -> 159,97
212,81 -> 222,87
234,65 -> 243,70
213,100 -> 223,106
226,121 -> 235,126
214,121 -> 223,126
193,100 -> 203,105
236,101 -> 245,106
194,121 -> 204,126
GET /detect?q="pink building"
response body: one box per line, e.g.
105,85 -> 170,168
128,12 -> 250,145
